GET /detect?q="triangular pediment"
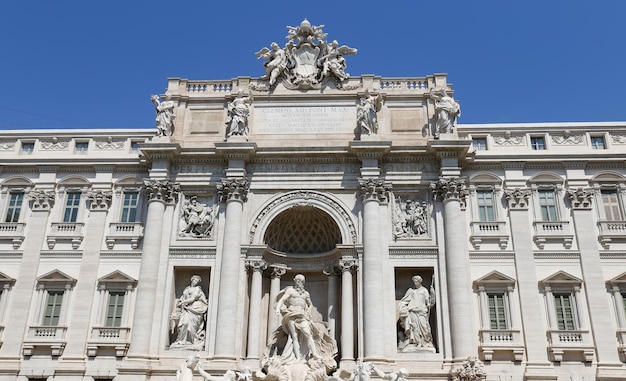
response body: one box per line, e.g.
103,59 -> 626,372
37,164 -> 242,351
474,270 -> 516,287
608,272 -> 626,286
0,271 -> 16,287
98,270 -> 136,288
540,270 -> 582,286
36,269 -> 76,287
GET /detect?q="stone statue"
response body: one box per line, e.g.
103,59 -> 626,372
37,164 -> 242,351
371,366 -> 409,381
151,94 -> 176,137
320,40 -> 357,82
255,42 -> 288,86
393,198 -> 428,239
397,275 -> 436,352
174,355 -> 245,381
225,91 -> 253,140
170,275 -> 208,349
430,88 -> 460,139
331,362 -> 374,381
180,196 -> 214,237
357,91 -> 383,137
196,367 -> 238,381
264,274 -> 337,381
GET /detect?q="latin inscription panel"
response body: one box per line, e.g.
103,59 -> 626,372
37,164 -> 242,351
253,106 -> 356,134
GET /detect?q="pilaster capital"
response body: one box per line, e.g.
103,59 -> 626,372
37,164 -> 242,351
503,188 -> 532,210
566,188 -> 595,210
430,177 -> 468,203
270,265 -> 288,279
86,190 -> 112,210
245,259 -> 267,273
217,178 -> 249,203
323,263 -> 341,277
28,190 -> 55,211
451,356 -> 486,381
338,257 -> 359,272
144,179 -> 180,204
358,177 -> 392,203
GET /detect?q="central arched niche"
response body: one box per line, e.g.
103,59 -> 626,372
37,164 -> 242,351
264,206 -> 341,254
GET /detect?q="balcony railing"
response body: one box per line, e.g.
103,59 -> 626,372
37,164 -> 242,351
23,325 -> 67,356
533,220 -> 574,249
598,220 -> 626,249
87,326 -> 131,357
0,222 -> 25,248
47,222 -> 84,249
105,222 -> 144,249
469,221 -> 509,249
478,329 -> 524,361
547,329 -> 594,362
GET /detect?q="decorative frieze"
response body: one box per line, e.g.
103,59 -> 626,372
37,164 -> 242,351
0,141 -> 16,150
503,188 -> 532,210
40,137 -> 69,150
86,190 -> 112,210
28,190 -> 55,210
95,137 -> 125,150
492,133 -> 525,146
430,178 -> 467,203
143,179 -> 180,203
566,188 -> 595,209
610,133 -> 626,144
217,178 -> 249,203
551,130 -> 584,145
358,178 -> 392,203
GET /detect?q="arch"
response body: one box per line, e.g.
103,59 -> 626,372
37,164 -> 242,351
57,175 -> 91,188
469,172 -> 503,185
590,172 -> 626,183
114,175 -> 145,187
248,190 -> 357,245
527,172 -> 564,185
0,176 -> 34,188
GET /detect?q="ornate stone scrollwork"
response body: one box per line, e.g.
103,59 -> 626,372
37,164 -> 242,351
503,188 -> 532,210
86,190 -> 112,210
28,190 -> 55,210
144,179 -> 180,203
338,257 -> 358,272
245,259 -> 267,273
566,188 -> 595,209
358,178 -> 392,203
451,356 -> 486,381
270,265 -> 288,279
430,178 -> 468,203
217,178 -> 249,203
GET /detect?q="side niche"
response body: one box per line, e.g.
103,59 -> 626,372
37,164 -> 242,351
168,268 -> 211,351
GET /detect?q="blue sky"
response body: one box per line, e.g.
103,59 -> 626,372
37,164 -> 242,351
1,1 -> 624,130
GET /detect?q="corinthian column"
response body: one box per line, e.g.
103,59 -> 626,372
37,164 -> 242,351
267,265 -> 287,341
214,178 -> 249,359
359,177 -> 391,360
430,178 -> 474,360
246,259 -> 267,360
128,179 -> 179,358
339,257 -> 358,362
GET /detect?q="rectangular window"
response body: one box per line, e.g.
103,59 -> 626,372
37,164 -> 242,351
130,141 -> 140,153
75,141 -> 89,154
105,291 -> 125,327
554,293 -> 576,330
5,192 -> 24,222
487,292 -> 508,330
120,192 -> 139,223
531,137 -> 545,150
42,290 -> 64,326
63,192 -> 81,223
538,189 -> 558,221
590,136 -> 606,150
476,190 -> 495,222
472,138 -> 487,151
601,189 -> 622,221
21,142 -> 34,154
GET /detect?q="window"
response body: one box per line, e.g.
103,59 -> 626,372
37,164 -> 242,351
487,292 -> 508,330
601,189 -> 622,221
42,290 -> 64,326
120,192 -> 139,222
538,189 -> 558,221
530,136 -> 545,150
476,190 -> 495,222
75,141 -> 89,154
105,291 -> 125,327
20,142 -> 34,154
590,136 -> 606,150
472,138 -> 487,151
554,293 -> 576,330
5,192 -> 24,222
63,192 -> 81,222
130,141 -> 140,153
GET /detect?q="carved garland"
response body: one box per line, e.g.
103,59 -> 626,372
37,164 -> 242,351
248,190 -> 358,244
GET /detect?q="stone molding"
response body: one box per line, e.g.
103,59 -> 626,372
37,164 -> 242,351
217,178 -> 249,203
566,188 -> 595,209
430,177 -> 468,203
503,188 -> 532,210
358,177 -> 392,203
86,190 -> 112,210
28,190 -> 55,210
143,179 -> 180,204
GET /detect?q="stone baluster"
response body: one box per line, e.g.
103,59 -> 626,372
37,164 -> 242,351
267,265 -> 287,341
339,257 -> 358,362
431,178 -> 475,360
128,179 -> 179,358
214,178 -> 249,359
359,177 -> 391,360
246,259 -> 267,360
323,263 -> 340,340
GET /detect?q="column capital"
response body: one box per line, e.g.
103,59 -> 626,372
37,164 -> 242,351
28,189 -> 55,211
86,190 -> 112,210
217,178 -> 249,203
566,188 -> 595,210
338,257 -> 359,272
503,188 -> 532,210
270,265 -> 288,279
358,177 -> 392,203
430,177 -> 468,203
245,259 -> 267,272
323,263 -> 341,277
144,179 -> 180,204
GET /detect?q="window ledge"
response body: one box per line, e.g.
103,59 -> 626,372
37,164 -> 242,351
86,326 -> 131,357
23,326 -> 67,356
47,222 -> 84,249
0,222 -> 25,248
478,329 -> 524,361
105,222 -> 144,249
547,329 -> 594,362
533,221 -> 573,249
470,221 -> 509,249
598,220 -> 626,249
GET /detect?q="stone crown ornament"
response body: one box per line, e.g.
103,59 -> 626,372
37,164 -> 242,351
254,19 -> 357,90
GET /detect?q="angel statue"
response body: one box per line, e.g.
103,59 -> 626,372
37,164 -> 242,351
255,42 -> 288,86
320,40 -> 357,81
357,91 -> 383,136
151,94 -> 176,137
225,91 -> 253,139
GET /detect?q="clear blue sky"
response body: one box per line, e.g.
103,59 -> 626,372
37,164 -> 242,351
1,1 -> 624,130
